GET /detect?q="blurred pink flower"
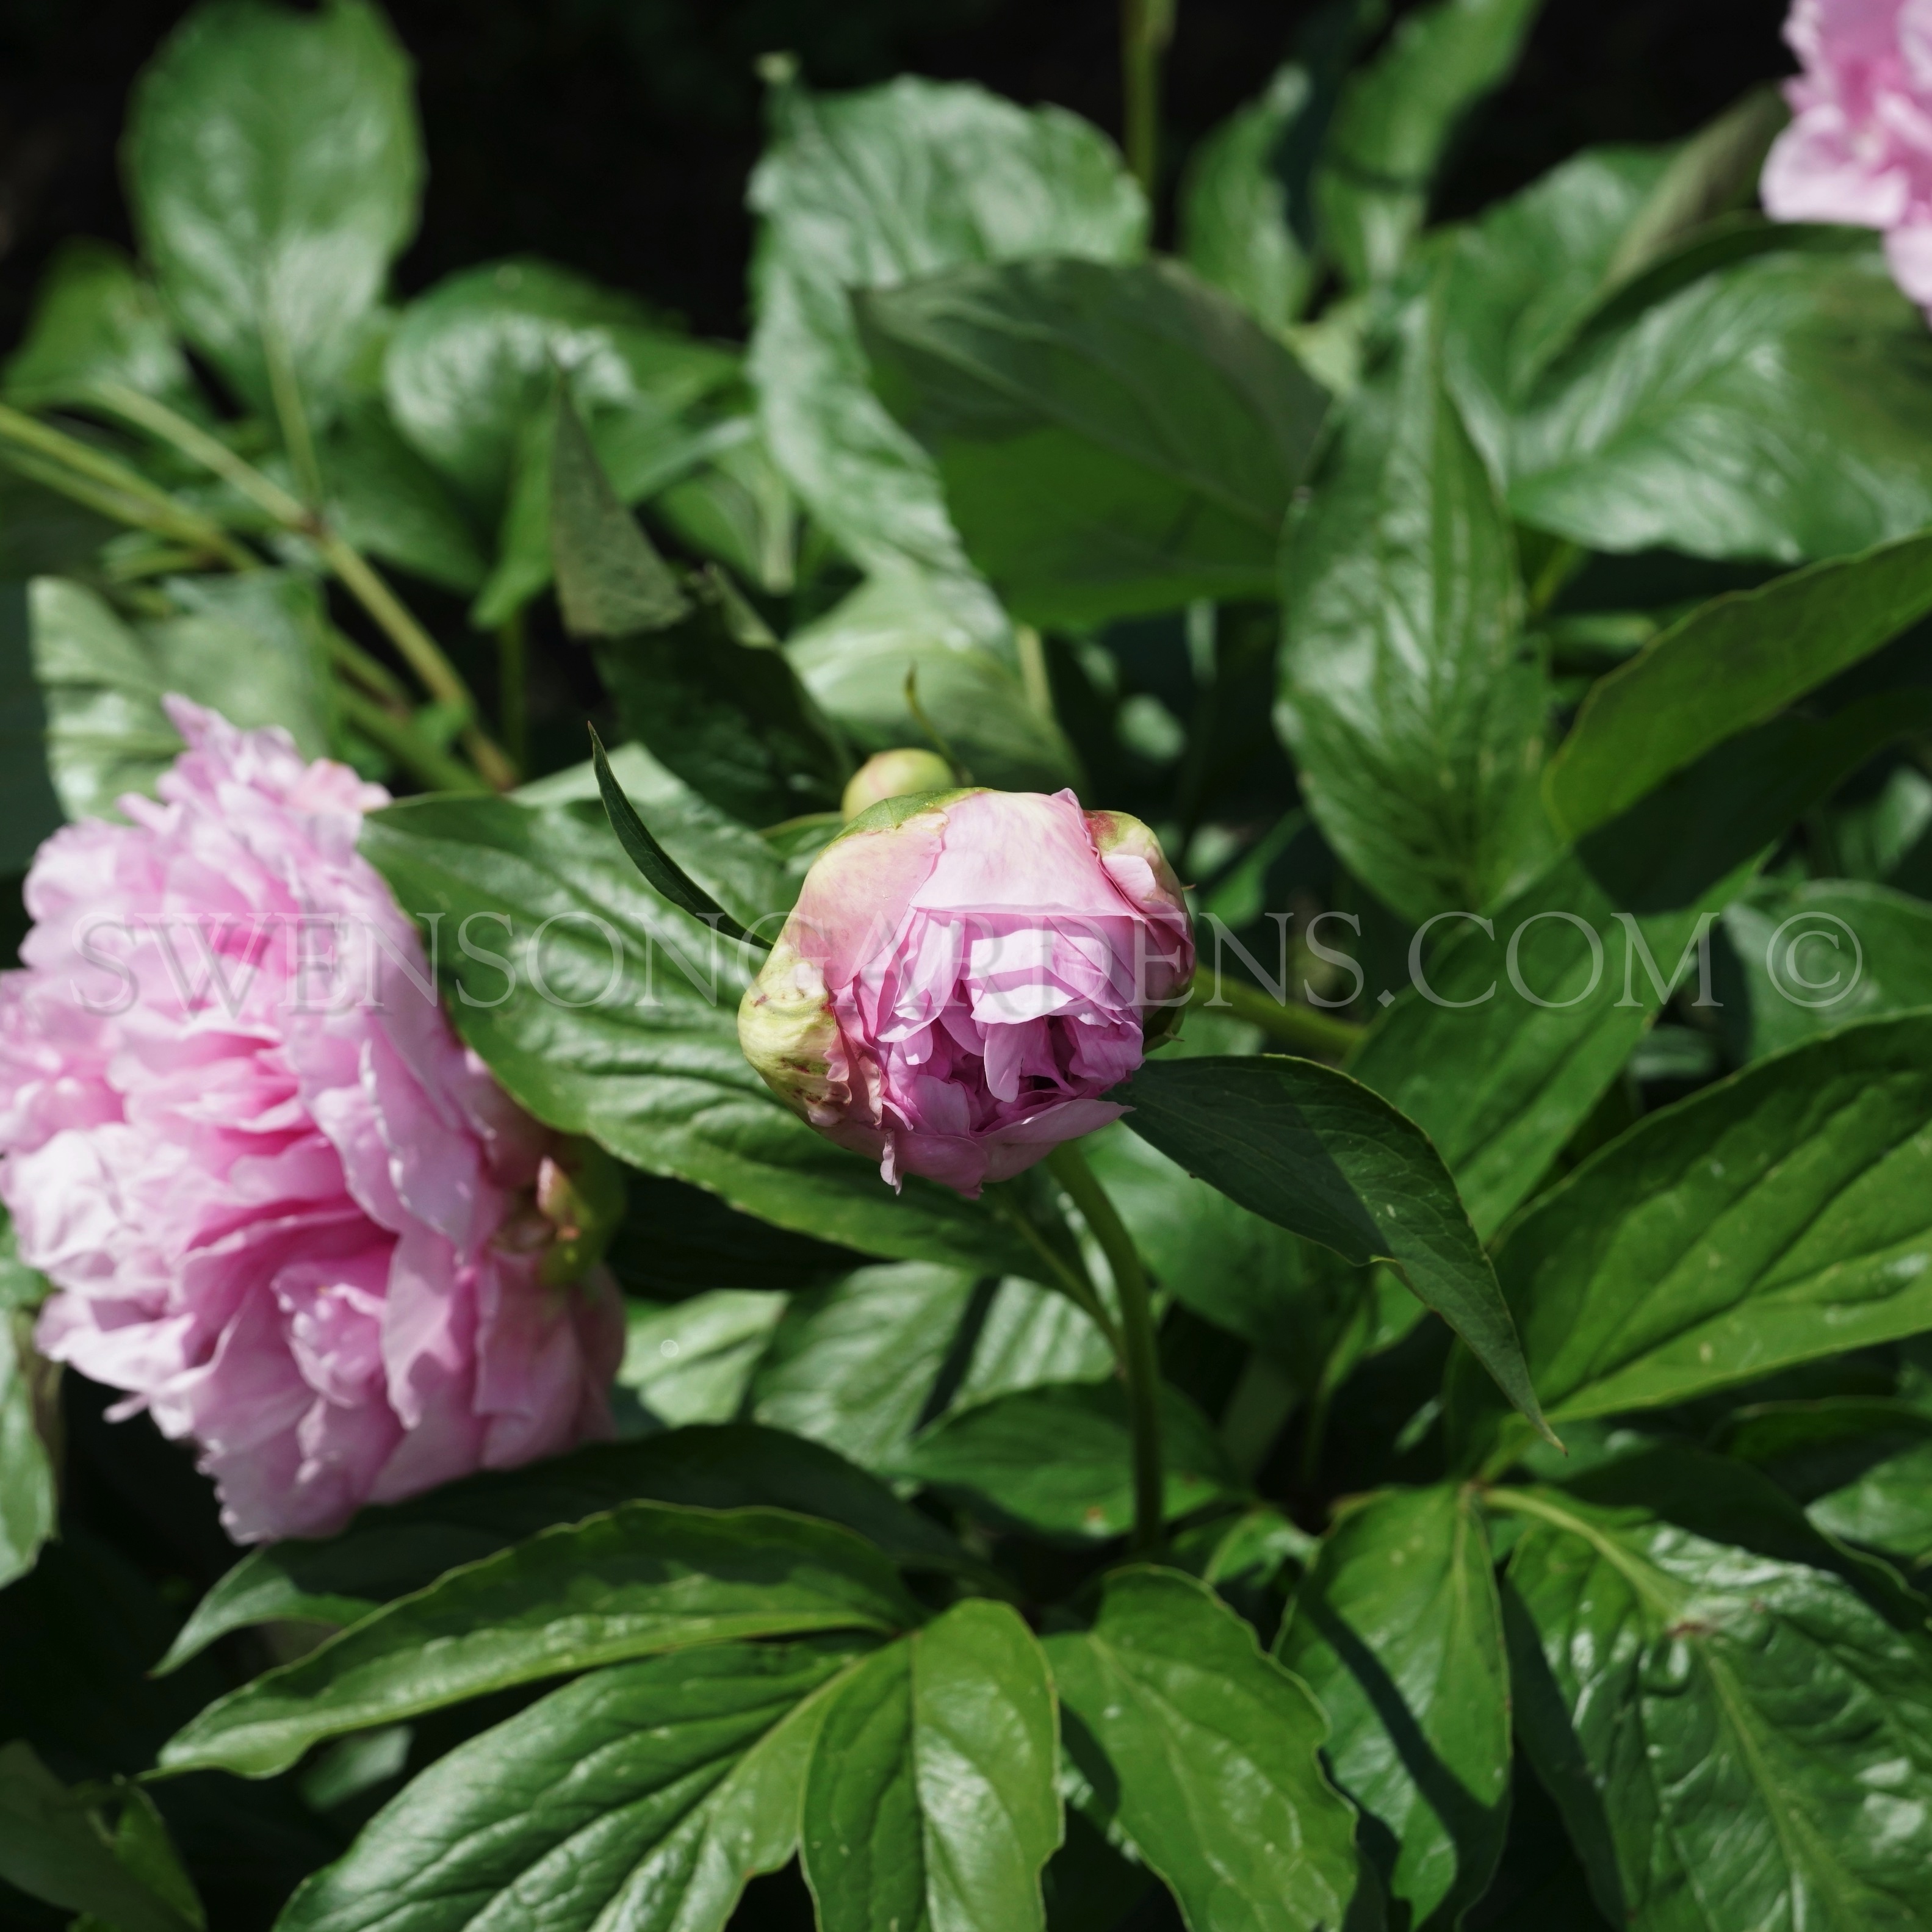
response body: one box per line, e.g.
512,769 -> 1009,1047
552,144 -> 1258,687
1762,0 -> 1932,309
739,787 -> 1192,1198
0,701 -> 622,1543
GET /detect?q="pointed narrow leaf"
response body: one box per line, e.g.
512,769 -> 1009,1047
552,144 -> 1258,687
158,1425 -> 969,1673
590,729 -> 764,946
1488,1011 -> 1932,1431
1546,530 -> 1932,840
1317,0 -> 1546,287
1045,1567 -> 1369,1932
802,1599 -> 1061,1932
159,1502 -> 919,1779
1115,1054 -> 1552,1442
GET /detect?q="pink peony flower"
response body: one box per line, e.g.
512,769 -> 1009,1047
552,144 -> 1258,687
0,700 -> 623,1544
738,787 -> 1192,1198
1762,0 -> 1932,309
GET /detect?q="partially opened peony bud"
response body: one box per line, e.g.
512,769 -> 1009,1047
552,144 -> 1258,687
840,747 -> 956,820
0,701 -> 624,1543
739,787 -> 1192,1197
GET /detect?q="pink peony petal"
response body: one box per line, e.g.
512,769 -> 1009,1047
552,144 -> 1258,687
0,702 -> 622,1541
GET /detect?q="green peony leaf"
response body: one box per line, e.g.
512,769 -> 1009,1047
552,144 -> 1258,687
893,1378 -> 1241,1541
276,1638 -> 870,1932
124,0 -> 421,421
1316,0 -> 1546,287
1114,1053 -> 1552,1444
1502,1461 -> 1932,1930
158,1501 -> 921,1779
860,256 -> 1328,625
802,1598 -> 1061,1932
1277,1485 -> 1510,1928
1046,1566 -> 1371,1932
1277,299 -> 1553,926
1471,1012 -> 1932,1454
159,1424 -> 970,1675
748,71 -> 1144,588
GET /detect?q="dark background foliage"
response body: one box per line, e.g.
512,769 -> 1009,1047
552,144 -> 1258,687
0,0 -> 1791,350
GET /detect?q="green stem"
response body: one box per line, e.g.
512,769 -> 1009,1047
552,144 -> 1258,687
1013,622 -> 1054,721
984,1184 -> 1123,1358
499,610 -> 529,777
328,630 -> 410,705
1192,967 -> 1363,1059
260,318 -> 325,507
336,687 -> 492,796
1120,0 -> 1177,198
1048,1139 -> 1164,1559
93,384 -> 517,791
0,403 -> 258,570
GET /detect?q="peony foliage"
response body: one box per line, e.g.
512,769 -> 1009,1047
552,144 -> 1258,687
7,4 -> 1932,1931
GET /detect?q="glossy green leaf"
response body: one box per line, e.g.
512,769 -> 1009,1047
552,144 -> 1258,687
0,1308 -> 55,1594
955,1275 -> 1112,1407
359,786 -> 1030,1274
159,1501 -> 920,1779
1441,145 -> 1688,469
26,571 -> 328,824
0,1743 -> 198,1932
2,239 -> 200,415
1487,1012 -> 1932,1436
1046,1567 -> 1369,1932
1722,879 -> 1932,1060
160,1424 -> 967,1674
1505,246 -> 1932,562
1810,1443 -> 1932,1568
586,730 -> 764,945
1317,0 -> 1546,287
1546,532 -> 1932,840
1181,64 -> 1317,333
619,1292 -> 786,1428
124,0 -> 420,417
1277,302 -> 1553,925
1595,86 -> 1790,287
752,1263 -> 980,1472
861,256 -> 1328,625
893,1378 -> 1241,1540
318,398 -> 491,595
1502,1470 -> 1932,1930
1350,693 -> 1932,1238
1443,95 -> 1790,470
748,71 -> 1144,582
0,582 -> 66,874
802,1598 -> 1061,1932
1278,1485 -> 1510,1928
277,1638 -> 869,1932
1086,1121 -> 1356,1385
654,421 -> 798,594
785,568 -> 1080,793
384,256 -> 735,521
1114,1053 -> 1551,1442
553,393 -> 846,823
1717,1398 -> 1932,1566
